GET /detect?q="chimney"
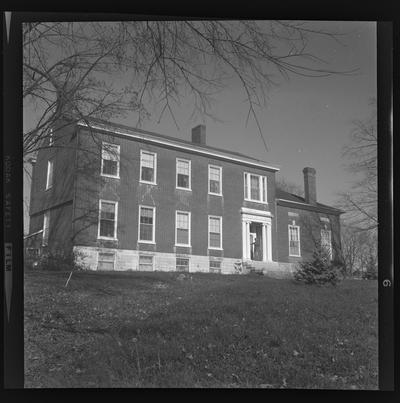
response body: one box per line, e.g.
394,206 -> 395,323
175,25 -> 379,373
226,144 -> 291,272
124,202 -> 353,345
303,167 -> 317,205
191,124 -> 206,145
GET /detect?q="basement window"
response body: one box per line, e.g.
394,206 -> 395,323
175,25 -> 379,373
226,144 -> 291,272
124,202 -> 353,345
176,257 -> 189,272
209,260 -> 221,273
139,255 -> 154,271
98,252 -> 115,271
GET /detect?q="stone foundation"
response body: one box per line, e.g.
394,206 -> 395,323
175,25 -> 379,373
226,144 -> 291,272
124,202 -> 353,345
73,245 -> 296,277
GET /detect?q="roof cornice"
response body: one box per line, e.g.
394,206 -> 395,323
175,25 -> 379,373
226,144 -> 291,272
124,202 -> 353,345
276,198 -> 344,215
77,121 -> 280,172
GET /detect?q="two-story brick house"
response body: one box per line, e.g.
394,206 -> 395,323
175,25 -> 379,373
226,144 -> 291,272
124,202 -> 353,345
26,117 -> 343,276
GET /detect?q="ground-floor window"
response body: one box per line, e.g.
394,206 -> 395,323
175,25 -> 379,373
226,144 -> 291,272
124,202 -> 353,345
321,229 -> 332,260
139,254 -> 154,271
98,251 -> 115,271
209,260 -> 221,273
176,257 -> 189,272
288,225 -> 301,257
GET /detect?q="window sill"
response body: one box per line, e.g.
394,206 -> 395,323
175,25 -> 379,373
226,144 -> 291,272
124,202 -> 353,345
244,198 -> 268,205
175,244 -> 191,248
208,247 -> 223,251
101,173 -> 120,179
176,187 -> 192,192
138,240 -> 156,244
98,236 -> 118,241
208,192 -> 222,197
140,180 -> 157,185
289,254 -> 301,258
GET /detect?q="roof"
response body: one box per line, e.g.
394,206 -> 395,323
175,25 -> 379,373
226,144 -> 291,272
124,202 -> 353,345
77,117 -> 280,171
275,188 -> 344,215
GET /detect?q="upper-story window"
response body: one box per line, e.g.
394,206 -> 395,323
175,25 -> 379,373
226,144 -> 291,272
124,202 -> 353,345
176,158 -> 191,190
321,228 -> 332,260
244,172 -> 267,203
138,205 -> 156,243
46,160 -> 54,190
208,165 -> 222,195
98,200 -> 118,240
42,211 -> 50,246
288,224 -> 301,257
101,142 -> 120,178
140,150 -> 157,184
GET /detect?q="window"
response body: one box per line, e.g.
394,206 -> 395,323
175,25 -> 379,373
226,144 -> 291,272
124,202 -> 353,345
209,260 -> 221,273
98,252 -> 115,271
288,225 -> 301,257
42,211 -> 50,246
46,160 -> 54,190
101,142 -> 120,178
138,205 -> 155,243
244,173 -> 267,203
140,150 -> 157,184
321,229 -> 332,260
175,211 -> 191,246
139,255 -> 154,271
208,165 -> 222,195
209,216 -> 222,249
98,200 -> 118,239
176,257 -> 189,272
176,158 -> 191,190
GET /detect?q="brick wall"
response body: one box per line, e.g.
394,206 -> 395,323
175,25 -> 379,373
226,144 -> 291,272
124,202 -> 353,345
73,127 -> 277,260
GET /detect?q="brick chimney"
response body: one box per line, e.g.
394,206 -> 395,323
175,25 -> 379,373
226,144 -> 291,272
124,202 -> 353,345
303,167 -> 317,205
191,124 -> 206,145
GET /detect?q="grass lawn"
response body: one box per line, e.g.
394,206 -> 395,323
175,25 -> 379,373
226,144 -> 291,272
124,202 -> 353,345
24,270 -> 378,388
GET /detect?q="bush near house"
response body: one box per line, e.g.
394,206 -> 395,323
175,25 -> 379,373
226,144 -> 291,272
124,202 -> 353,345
24,270 -> 377,389
294,246 -> 343,286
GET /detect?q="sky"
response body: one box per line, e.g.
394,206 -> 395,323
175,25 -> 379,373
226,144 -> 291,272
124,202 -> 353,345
23,21 -> 376,233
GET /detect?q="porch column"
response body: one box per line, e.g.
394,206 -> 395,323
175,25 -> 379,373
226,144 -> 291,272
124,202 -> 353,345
245,221 -> 251,259
262,223 -> 267,261
267,223 -> 272,261
242,220 -> 247,259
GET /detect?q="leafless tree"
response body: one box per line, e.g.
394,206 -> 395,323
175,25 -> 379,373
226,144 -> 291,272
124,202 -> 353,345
338,99 -> 377,233
23,20 -> 354,159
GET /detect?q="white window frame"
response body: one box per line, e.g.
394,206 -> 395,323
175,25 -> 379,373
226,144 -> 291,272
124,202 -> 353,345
101,142 -> 120,179
209,259 -> 222,273
46,159 -> 54,190
139,149 -> 157,185
208,164 -> 222,196
244,172 -> 268,204
208,215 -> 223,250
176,158 -> 192,191
176,257 -> 190,272
138,205 -> 156,244
175,210 -> 191,247
321,228 -> 332,260
97,199 -> 118,240
288,224 -> 301,257
42,211 -> 50,246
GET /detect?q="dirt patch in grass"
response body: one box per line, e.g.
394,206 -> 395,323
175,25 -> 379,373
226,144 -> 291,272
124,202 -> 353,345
24,270 -> 378,388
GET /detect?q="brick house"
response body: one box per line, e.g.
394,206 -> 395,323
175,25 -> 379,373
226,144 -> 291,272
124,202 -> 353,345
26,117 -> 343,276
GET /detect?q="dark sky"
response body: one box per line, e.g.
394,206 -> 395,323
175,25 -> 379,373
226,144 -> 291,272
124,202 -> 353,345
23,21 -> 376,233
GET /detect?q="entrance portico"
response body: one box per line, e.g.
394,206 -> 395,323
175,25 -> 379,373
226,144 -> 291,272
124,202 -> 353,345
241,207 -> 273,262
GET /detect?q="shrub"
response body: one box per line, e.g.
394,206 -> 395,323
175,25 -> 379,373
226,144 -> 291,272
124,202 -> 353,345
294,246 -> 342,286
362,254 -> 378,280
35,249 -> 86,271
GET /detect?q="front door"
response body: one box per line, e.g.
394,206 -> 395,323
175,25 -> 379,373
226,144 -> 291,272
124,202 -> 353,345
249,222 -> 263,261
